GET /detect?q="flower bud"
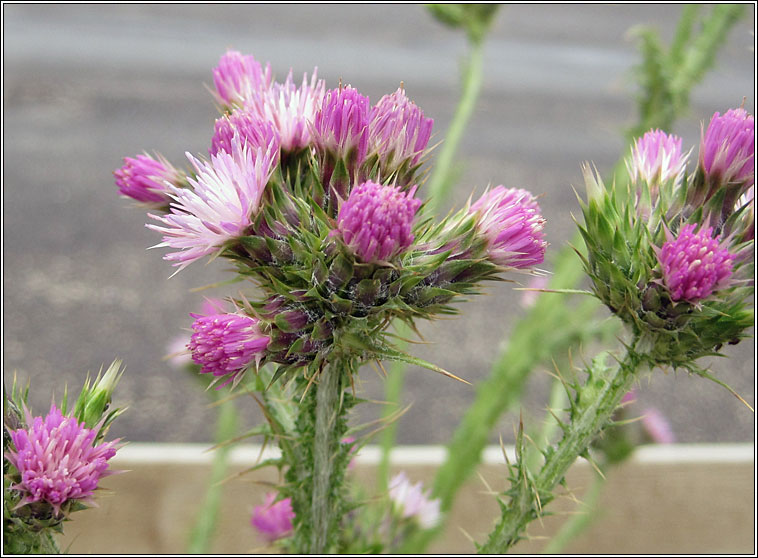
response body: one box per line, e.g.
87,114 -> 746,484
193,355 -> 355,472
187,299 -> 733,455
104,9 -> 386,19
114,153 -> 183,206
700,107 -> 754,190
210,109 -> 280,157
212,50 -> 272,108
312,86 -> 370,202
188,312 -> 270,387
627,129 -> 688,191
251,493 -> 295,543
469,186 -> 547,269
366,87 -> 433,184
337,180 -> 421,263
72,359 -> 125,430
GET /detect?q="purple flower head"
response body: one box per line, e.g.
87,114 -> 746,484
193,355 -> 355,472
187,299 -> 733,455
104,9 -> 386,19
628,129 -> 688,188
470,186 -> 547,269
368,87 -> 434,177
250,492 -> 295,543
337,180 -> 421,263
212,50 -> 272,108
5,404 -> 119,516
147,132 -> 280,274
388,472 -> 441,529
657,223 -> 734,302
114,153 -> 182,205
188,311 -> 270,387
700,108 -> 755,189
247,69 -> 326,153
210,109 -> 280,157
312,86 -> 370,187
641,407 -> 676,444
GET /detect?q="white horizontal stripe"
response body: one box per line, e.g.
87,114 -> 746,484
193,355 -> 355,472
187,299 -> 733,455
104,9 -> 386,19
112,443 -> 754,467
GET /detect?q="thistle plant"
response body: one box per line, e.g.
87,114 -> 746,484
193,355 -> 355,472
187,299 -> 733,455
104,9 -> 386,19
3,362 -> 125,554
481,108 -> 754,553
114,49 -> 547,553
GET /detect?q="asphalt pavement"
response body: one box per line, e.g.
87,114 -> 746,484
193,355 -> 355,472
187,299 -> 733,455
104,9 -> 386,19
3,4 -> 755,445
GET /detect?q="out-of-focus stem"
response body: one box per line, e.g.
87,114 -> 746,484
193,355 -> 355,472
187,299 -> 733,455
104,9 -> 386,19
187,397 -> 238,554
542,472 -> 604,554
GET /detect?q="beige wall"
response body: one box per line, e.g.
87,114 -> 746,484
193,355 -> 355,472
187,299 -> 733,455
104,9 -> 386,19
59,444 -> 754,554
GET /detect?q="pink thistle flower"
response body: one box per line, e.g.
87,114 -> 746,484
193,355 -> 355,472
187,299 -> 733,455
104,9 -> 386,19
368,87 -> 434,178
114,153 -> 183,205
247,69 -> 326,153
5,404 -> 119,516
250,492 -> 295,543
700,108 -> 754,189
641,407 -> 676,444
188,312 -> 270,387
628,129 -> 688,188
337,180 -> 421,263
212,50 -> 272,108
312,86 -> 370,197
470,186 -> 547,269
519,274 -> 549,309
147,132 -> 279,274
210,109 -> 280,157
388,472 -> 441,529
657,223 -> 734,302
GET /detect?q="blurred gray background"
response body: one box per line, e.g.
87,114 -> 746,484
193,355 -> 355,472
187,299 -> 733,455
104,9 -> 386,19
3,4 -> 755,445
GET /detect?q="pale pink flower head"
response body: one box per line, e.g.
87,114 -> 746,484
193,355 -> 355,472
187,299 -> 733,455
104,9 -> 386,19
388,472 -> 441,529
337,180 -> 421,263
657,223 -> 734,302
700,108 -> 755,189
212,50 -> 272,108
147,132 -> 280,274
5,404 -> 119,516
188,311 -> 270,387
367,87 -> 434,180
470,186 -> 547,269
247,69 -> 326,153
210,109 -> 280,157
641,407 -> 676,444
114,153 -> 183,206
628,129 -> 688,189
251,492 -> 295,543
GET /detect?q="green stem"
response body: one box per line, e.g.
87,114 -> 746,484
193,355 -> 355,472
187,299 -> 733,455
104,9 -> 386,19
187,398 -> 238,554
480,346 -> 643,553
425,39 -> 485,211
310,361 -> 348,554
378,32 -> 487,493
542,472 -> 604,554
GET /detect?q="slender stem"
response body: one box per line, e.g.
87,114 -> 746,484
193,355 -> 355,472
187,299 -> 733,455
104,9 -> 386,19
542,472 -> 604,554
310,361 -> 346,554
187,398 -> 238,554
425,38 -> 485,211
480,346 -> 643,553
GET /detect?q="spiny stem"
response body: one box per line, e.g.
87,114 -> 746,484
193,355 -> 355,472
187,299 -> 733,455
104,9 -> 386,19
310,361 -> 346,553
480,346 -> 643,553
542,471 -> 604,554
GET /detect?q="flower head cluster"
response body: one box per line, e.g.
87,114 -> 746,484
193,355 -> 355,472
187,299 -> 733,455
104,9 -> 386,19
188,311 -> 270,386
470,186 -> 547,269
148,133 -> 279,273
628,129 -> 688,189
212,50 -> 272,108
250,492 -> 295,542
114,153 -> 182,205
388,472 -> 441,529
5,404 -> 119,516
700,108 -> 755,189
656,223 -> 734,303
337,180 -> 421,263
